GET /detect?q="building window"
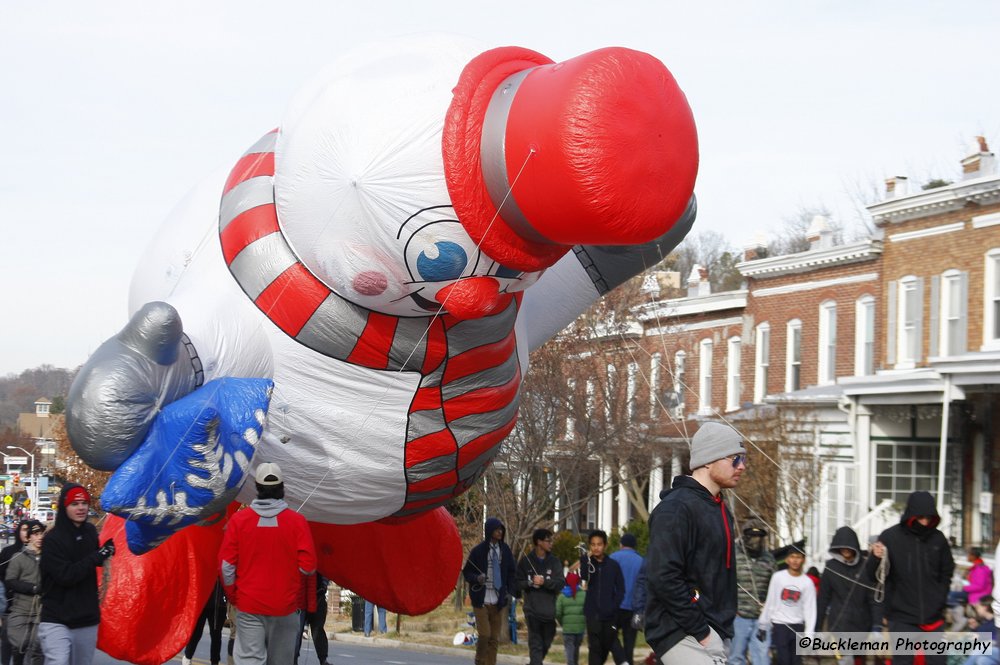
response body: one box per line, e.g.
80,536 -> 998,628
818,301 -> 837,384
786,320 -> 802,392
726,337 -> 741,411
938,270 -> 967,357
855,296 -> 875,376
699,339 -> 713,414
565,378 -> 576,440
673,350 -> 686,417
605,364 -> 616,420
875,442 -> 948,505
896,276 -> 923,367
986,250 -> 1000,350
627,362 -> 638,420
754,324 -> 770,403
586,379 -> 595,418
650,353 -> 661,419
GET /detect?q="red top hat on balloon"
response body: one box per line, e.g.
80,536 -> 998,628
443,45 -> 699,273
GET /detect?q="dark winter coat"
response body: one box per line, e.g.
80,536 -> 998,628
868,491 -> 954,625
645,475 -> 738,658
817,526 -> 882,632
0,521 -> 28,612
462,517 -> 517,609
39,483 -> 104,628
579,554 -> 624,622
735,543 -> 774,619
516,551 -> 564,621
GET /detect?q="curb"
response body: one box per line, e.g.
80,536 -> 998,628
331,631 -> 564,664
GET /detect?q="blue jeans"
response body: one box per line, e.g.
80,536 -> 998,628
729,616 -> 770,665
363,601 -> 387,636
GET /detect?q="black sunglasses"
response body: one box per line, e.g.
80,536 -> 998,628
726,453 -> 748,468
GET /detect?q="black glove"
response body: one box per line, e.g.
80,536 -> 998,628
757,629 -> 767,643
97,539 -> 115,561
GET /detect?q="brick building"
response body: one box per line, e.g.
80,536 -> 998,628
564,139 -> 1000,556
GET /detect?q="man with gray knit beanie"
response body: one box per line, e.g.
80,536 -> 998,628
645,422 -> 748,665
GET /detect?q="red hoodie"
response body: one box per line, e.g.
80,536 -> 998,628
219,500 -> 317,615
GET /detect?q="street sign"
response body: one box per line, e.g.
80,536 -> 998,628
4,457 -> 28,466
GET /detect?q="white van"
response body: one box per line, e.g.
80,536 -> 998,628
31,509 -> 55,523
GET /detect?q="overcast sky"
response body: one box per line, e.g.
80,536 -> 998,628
2,1 -> 998,376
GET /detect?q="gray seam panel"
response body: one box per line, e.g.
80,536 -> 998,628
295,294 -> 368,361
388,318 -> 429,371
447,300 -> 517,357
229,234 -> 298,300
459,449 -> 499,481
406,409 -> 448,441
220,177 -> 275,231
441,353 -> 518,402
256,516 -> 278,527
243,133 -> 277,157
419,363 -> 445,389
451,397 -> 520,446
406,454 -> 457,482
406,486 -> 454,502
480,68 -> 553,246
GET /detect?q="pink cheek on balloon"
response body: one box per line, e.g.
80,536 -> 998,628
353,271 -> 389,296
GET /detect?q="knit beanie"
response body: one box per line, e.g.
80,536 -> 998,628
689,422 -> 746,469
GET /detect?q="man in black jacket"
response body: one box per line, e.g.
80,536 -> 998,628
645,421 -> 747,665
37,483 -> 115,665
869,490 -> 954,665
516,528 -> 565,665
579,529 -> 626,665
462,517 -> 517,665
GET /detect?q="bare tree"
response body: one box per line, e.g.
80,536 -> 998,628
672,230 -> 742,293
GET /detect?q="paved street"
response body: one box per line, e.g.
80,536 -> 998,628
92,632 -> 478,665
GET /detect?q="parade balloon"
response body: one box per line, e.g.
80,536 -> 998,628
65,35 -> 698,664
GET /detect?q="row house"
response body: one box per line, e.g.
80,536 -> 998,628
570,139 -> 1000,557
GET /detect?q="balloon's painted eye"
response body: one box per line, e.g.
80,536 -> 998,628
495,265 -> 522,279
416,241 -> 469,282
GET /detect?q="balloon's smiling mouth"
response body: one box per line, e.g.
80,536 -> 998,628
409,290 -> 440,312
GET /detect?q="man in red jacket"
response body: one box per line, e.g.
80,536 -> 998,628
220,463 -> 317,665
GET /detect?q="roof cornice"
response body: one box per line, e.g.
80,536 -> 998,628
867,174 -> 1000,226
737,240 -> 882,278
634,290 -> 747,322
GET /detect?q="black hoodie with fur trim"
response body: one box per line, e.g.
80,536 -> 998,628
39,483 -> 103,628
869,491 -> 954,625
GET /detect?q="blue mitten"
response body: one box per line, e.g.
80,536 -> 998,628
101,377 -> 273,553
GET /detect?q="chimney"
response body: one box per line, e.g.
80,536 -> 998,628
687,264 -> 710,297
743,233 -> 769,262
885,175 -> 909,199
806,215 -> 833,250
961,136 -> 996,180
641,273 -> 661,298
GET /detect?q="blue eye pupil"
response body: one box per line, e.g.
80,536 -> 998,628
416,241 -> 468,281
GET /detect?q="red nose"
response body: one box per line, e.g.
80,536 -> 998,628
435,277 -> 512,320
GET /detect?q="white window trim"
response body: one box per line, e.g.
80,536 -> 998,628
754,323 -> 770,403
785,319 -> 802,392
939,269 -> 964,357
983,250 -> 1000,351
699,339 -> 713,415
726,336 -> 741,411
854,296 -> 875,376
818,301 -> 837,385
565,378 -> 577,440
896,275 -> 920,369
626,362 -> 638,420
673,350 -> 687,417
649,353 -> 661,419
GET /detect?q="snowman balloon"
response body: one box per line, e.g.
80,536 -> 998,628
66,35 -> 697,664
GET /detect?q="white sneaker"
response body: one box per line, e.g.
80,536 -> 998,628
181,658 -> 192,665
